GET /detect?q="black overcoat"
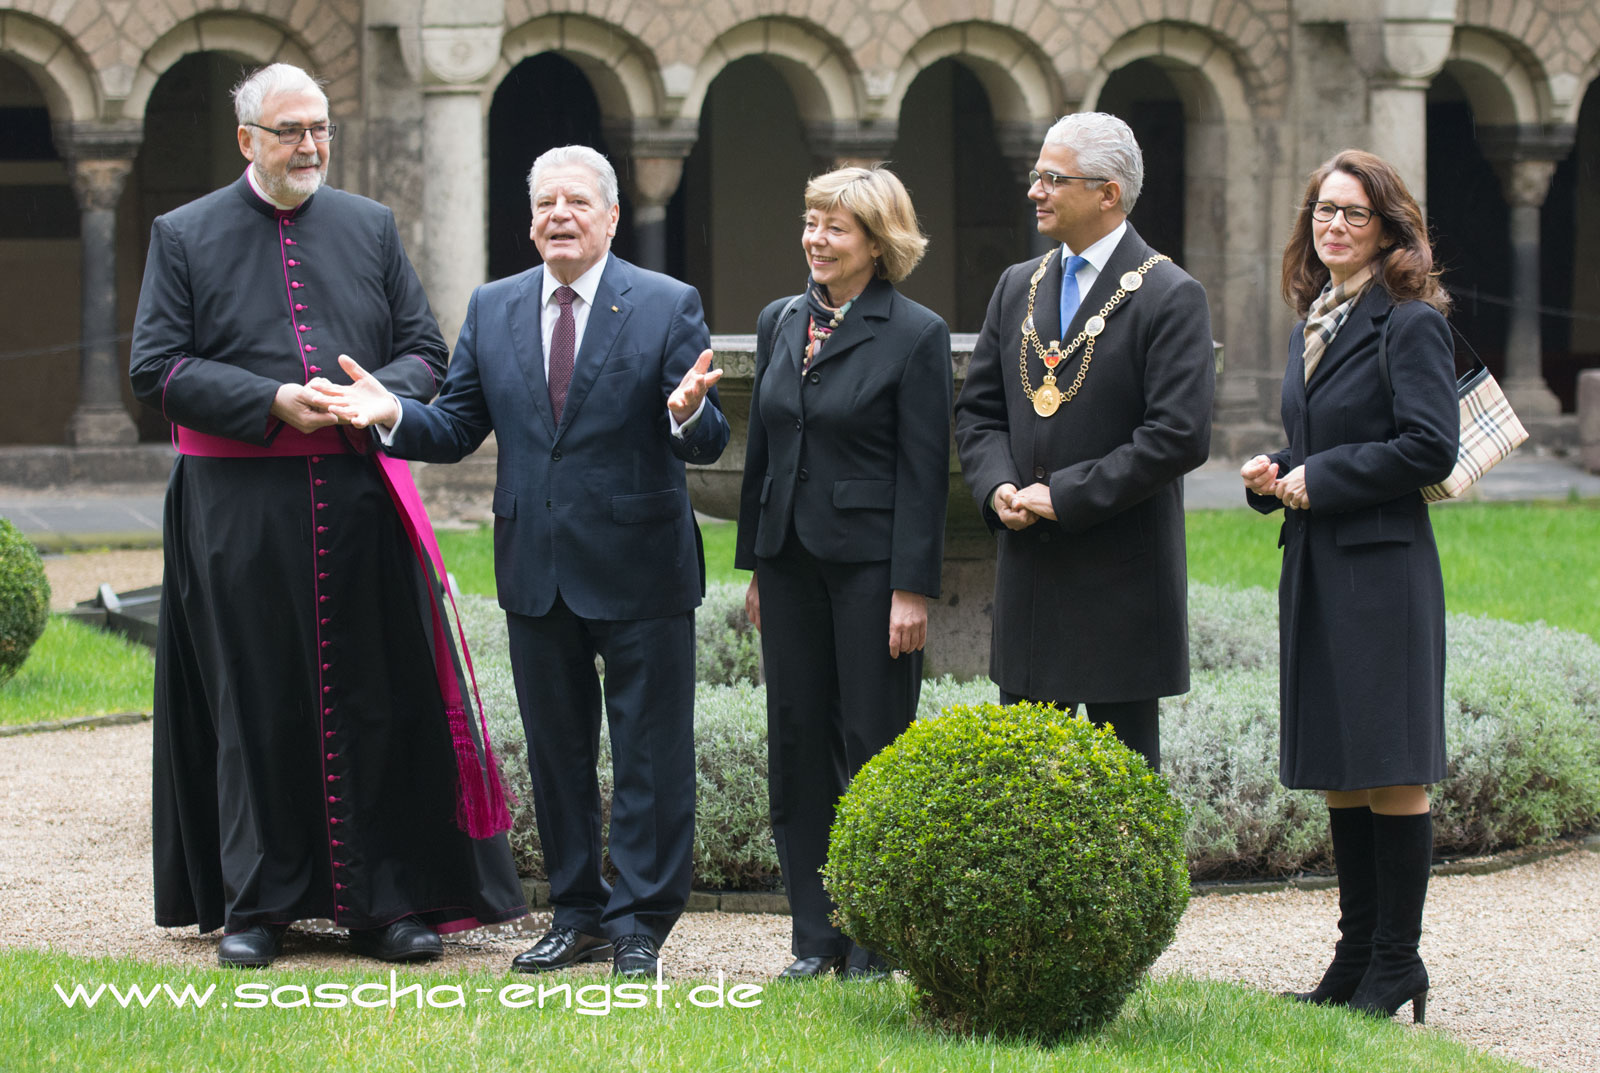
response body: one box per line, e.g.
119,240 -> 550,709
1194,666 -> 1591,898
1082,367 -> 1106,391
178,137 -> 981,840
1248,288 -> 1459,790
954,224 -> 1214,702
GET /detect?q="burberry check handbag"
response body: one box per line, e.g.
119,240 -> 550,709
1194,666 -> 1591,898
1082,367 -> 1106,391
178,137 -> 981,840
1378,309 -> 1529,502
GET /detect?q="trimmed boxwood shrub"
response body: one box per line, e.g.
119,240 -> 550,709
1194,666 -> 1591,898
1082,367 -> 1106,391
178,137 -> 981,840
826,702 -> 1190,1042
0,518 -> 50,686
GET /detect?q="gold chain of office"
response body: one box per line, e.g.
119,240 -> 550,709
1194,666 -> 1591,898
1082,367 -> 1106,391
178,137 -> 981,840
1018,250 -> 1171,417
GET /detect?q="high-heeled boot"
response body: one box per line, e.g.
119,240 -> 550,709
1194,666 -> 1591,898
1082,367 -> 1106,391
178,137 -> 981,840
1348,811 -> 1433,1024
1288,805 -> 1376,1006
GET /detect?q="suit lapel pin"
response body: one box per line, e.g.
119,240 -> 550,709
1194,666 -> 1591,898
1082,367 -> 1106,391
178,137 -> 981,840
611,305 -> 619,313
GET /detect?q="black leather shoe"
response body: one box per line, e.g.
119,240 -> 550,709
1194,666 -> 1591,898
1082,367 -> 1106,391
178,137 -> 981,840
612,934 -> 660,979
350,916 -> 443,963
777,955 -> 845,981
218,923 -> 287,968
842,947 -> 893,982
511,927 -> 613,973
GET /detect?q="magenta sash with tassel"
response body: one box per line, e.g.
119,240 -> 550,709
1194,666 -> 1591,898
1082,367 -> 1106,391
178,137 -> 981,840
176,424 -> 513,838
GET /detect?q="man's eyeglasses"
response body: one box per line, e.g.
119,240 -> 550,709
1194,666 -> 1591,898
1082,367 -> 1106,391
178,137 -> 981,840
245,122 -> 338,146
1311,201 -> 1378,227
1028,169 -> 1108,193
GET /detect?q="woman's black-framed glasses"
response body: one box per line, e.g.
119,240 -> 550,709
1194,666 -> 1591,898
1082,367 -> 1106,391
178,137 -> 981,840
1310,201 -> 1377,227
1028,169 -> 1108,193
245,122 -> 338,145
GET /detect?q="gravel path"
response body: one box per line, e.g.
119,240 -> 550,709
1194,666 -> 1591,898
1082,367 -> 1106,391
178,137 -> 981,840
3,721 -> 1597,1071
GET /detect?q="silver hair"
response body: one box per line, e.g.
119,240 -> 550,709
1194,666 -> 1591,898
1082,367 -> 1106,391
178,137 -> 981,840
231,63 -> 327,126
527,145 -> 619,210
1043,112 -> 1144,215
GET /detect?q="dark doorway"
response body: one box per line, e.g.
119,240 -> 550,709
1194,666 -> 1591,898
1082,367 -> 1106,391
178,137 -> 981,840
680,56 -> 811,332
892,58 -> 1031,332
1094,59 -> 1186,267
1426,69 -> 1512,381
488,53 -> 634,281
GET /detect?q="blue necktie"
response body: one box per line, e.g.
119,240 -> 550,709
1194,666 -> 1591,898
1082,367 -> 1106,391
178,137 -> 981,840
1059,254 -> 1090,334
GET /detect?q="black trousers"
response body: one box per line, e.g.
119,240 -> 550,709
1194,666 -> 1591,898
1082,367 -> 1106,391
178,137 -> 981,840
758,540 -> 922,957
998,689 -> 1161,772
506,596 -> 696,944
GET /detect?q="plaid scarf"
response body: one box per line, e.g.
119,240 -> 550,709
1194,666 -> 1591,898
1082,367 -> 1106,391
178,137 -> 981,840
1302,264 -> 1375,383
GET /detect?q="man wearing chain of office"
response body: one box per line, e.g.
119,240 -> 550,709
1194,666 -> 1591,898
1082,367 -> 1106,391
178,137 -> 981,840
954,111 -> 1214,771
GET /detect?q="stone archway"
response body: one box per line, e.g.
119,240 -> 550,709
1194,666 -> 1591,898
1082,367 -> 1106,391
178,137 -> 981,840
1085,22 -> 1274,452
1431,27 -> 1567,418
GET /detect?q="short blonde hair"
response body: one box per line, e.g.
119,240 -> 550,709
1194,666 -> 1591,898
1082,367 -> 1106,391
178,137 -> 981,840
803,166 -> 928,283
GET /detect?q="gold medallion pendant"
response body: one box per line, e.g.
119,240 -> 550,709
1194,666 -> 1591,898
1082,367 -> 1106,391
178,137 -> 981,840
1033,381 -> 1062,417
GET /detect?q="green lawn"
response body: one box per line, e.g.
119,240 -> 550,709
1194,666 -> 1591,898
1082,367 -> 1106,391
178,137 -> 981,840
0,949 -> 1531,1073
442,504 -> 1600,640
437,519 -> 743,596
1188,501 -> 1600,639
0,616 -> 152,728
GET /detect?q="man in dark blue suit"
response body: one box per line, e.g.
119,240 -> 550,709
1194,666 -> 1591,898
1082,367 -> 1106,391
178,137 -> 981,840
322,145 -> 729,978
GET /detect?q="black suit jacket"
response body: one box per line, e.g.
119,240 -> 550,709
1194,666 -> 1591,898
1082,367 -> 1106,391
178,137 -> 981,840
954,224 -> 1214,701
735,277 -> 952,596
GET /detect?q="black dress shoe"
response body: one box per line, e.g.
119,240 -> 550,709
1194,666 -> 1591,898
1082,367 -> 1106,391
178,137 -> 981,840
218,923 -> 287,968
842,947 -> 893,982
776,955 -> 845,981
511,927 -> 613,973
350,916 -> 443,963
612,934 -> 660,978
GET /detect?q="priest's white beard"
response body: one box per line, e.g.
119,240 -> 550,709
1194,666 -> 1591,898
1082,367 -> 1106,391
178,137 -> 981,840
255,152 -> 326,206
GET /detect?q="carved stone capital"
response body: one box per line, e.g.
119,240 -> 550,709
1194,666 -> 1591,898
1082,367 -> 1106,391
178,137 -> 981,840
805,120 -> 898,169
624,158 -> 686,208
69,157 -> 135,212
1478,124 -> 1576,208
996,120 -> 1054,185
420,25 -> 503,87
602,118 -> 699,160
1348,15 -> 1453,83
1500,159 -> 1558,208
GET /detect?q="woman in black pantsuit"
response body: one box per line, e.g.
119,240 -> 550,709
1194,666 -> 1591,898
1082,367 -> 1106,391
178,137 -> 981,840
1242,150 -> 1458,1023
736,166 -> 951,981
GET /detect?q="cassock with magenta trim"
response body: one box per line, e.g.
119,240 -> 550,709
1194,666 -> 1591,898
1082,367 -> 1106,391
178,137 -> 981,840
130,171 -> 526,937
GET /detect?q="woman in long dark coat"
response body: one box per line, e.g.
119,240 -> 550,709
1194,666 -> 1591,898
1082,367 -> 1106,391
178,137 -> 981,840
736,166 -> 951,981
1240,149 -> 1458,1023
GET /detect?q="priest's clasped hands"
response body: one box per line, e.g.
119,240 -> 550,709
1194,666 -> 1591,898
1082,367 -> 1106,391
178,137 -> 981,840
302,350 -> 723,430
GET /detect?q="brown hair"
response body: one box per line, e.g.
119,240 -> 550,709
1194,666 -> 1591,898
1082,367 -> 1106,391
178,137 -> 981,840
803,166 -> 928,283
1280,149 -> 1450,318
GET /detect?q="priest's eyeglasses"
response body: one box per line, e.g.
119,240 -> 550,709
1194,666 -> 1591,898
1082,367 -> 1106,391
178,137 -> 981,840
1028,169 -> 1108,193
245,122 -> 338,145
1311,201 -> 1377,227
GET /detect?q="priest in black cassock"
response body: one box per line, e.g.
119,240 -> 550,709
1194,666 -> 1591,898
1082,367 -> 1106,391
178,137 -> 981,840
129,63 -> 526,968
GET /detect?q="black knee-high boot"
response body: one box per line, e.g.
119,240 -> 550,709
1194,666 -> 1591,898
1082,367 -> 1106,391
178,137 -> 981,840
1289,805 -> 1376,1005
1349,811 -> 1432,1023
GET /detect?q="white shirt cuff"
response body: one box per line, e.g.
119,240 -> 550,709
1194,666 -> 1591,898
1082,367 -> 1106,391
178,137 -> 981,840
374,399 -> 402,446
669,396 -> 706,439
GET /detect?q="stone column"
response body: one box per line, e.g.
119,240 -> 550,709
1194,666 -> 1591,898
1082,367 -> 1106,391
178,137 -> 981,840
1367,78 -> 1431,208
1348,14 -> 1453,215
997,121 -> 1053,257
62,132 -> 141,446
607,120 -> 698,276
1496,158 -> 1562,417
418,20 -> 502,349
629,159 -> 681,273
